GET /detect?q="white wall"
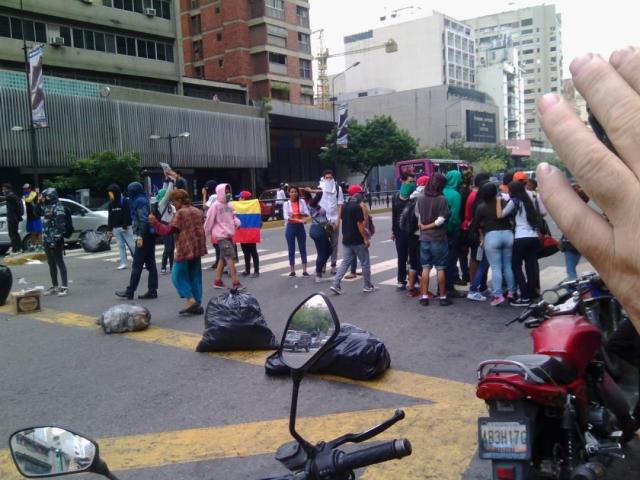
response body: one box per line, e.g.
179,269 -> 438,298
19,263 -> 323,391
476,64 -> 505,141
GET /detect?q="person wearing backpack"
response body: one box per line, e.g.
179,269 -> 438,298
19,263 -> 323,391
391,172 -> 416,290
0,183 -> 23,255
36,188 -> 68,296
106,184 -> 134,270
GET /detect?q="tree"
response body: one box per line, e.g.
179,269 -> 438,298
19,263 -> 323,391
477,155 -> 508,174
416,146 -> 453,159
44,151 -> 141,194
319,115 -> 418,175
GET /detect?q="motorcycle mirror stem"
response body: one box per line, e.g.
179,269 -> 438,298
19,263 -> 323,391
288,369 -> 317,457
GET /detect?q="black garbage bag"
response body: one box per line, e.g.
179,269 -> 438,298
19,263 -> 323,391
196,289 -> 278,352
265,323 -> 391,380
80,231 -> 111,253
0,264 -> 12,306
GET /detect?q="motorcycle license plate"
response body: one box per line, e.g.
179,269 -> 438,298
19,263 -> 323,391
478,418 -> 530,460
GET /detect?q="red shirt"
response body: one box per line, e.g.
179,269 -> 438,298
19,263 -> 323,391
462,190 -> 477,230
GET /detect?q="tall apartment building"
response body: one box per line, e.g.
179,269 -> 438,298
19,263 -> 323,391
476,34 -> 525,141
465,4 -> 563,145
562,78 -> 588,127
0,0 -> 184,93
341,12 -> 476,95
181,0 -> 314,105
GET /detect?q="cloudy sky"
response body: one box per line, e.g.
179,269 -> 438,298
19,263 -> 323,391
310,0 -> 639,79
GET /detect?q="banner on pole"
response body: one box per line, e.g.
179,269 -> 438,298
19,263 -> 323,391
336,103 -> 348,149
28,45 -> 48,128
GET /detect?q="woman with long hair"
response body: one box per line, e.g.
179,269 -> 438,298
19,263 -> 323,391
473,182 -> 516,306
498,181 -> 541,305
304,190 -> 332,283
283,186 -> 310,276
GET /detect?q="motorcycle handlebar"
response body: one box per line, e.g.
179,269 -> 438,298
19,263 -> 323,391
335,439 -> 412,472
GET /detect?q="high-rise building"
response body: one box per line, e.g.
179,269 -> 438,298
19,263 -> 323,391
181,0 -> 314,105
465,4 -> 563,145
341,12 -> 476,95
562,78 -> 588,127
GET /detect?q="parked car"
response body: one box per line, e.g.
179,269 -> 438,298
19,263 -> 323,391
0,198 -> 109,254
258,188 -> 279,221
283,329 -> 312,352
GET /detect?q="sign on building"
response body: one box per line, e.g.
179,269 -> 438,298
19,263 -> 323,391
465,110 -> 496,143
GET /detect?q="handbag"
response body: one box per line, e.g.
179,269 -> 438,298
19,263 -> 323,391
538,234 -> 559,259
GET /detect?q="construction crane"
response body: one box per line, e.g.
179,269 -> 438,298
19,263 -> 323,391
313,31 -> 398,110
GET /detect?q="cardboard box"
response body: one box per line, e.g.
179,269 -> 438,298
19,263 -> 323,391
11,290 -> 42,315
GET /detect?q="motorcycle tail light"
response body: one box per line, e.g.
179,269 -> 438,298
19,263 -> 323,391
477,383 -> 524,401
495,466 -> 516,480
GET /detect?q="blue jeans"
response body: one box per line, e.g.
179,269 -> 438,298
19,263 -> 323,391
310,223 -> 332,276
470,254 -> 489,293
564,249 -> 581,280
420,240 -> 448,270
285,223 -> 307,266
484,230 -> 516,297
333,244 -> 372,288
126,235 -> 158,295
113,227 -> 134,266
171,258 -> 202,304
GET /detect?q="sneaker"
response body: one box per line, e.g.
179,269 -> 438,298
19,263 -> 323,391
481,288 -> 492,297
43,286 -> 59,296
467,291 -> 487,302
363,285 -> 378,293
330,285 -> 342,295
251,272 -> 260,278
510,298 -> 531,307
232,282 -> 246,291
406,288 -> 420,298
117,264 -> 128,271
491,295 -> 506,307
160,268 -> 168,275
345,273 -> 357,280
439,297 -> 452,307
289,271 -> 296,277
302,272 -> 310,277
213,279 -> 226,289
57,287 -> 69,297
396,283 -> 407,291
419,297 -> 429,306
241,271 -> 250,276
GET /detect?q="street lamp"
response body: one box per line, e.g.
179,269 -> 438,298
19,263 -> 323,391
149,132 -> 190,166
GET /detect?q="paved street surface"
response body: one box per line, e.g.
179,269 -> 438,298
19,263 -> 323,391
1,214 -> 638,479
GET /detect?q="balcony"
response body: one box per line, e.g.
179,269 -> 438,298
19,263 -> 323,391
266,6 -> 285,20
269,62 -> 288,75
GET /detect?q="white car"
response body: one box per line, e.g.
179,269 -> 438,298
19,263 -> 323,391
0,198 -> 109,254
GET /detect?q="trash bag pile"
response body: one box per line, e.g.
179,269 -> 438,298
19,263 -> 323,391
80,231 -> 111,253
0,265 -> 12,306
98,304 -> 151,334
196,290 -> 278,352
265,323 -> 390,380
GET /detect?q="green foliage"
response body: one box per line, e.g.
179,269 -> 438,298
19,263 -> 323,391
477,155 -> 508,174
418,140 -> 514,172
44,151 -> 140,194
417,146 -> 454,159
319,115 -> 418,175
290,305 -> 334,334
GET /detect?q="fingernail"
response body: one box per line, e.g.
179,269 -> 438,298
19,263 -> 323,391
537,162 -> 552,175
570,52 -> 594,76
538,94 -> 560,115
610,46 -> 636,69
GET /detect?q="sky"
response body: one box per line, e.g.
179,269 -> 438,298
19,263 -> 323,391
309,0 -> 640,79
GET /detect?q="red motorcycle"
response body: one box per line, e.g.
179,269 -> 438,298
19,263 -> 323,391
476,289 -> 632,480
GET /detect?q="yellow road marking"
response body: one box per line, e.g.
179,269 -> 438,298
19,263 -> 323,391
1,305 -> 486,479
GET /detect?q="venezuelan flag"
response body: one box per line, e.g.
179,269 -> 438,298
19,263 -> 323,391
232,199 -> 262,243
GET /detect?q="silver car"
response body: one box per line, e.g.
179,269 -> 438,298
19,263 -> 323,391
0,198 -> 109,253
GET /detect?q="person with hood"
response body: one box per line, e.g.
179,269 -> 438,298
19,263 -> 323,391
106,184 -> 134,270
442,170 -> 463,297
416,173 -> 451,307
317,170 -> 345,274
204,183 -> 244,290
115,182 -> 158,300
391,172 -> 416,290
36,188 -> 68,296
154,187 -> 176,275
0,184 -> 23,255
23,183 -> 42,251
150,189 -> 207,315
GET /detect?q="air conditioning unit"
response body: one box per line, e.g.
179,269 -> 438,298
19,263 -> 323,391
49,36 -> 65,46
145,7 -> 156,16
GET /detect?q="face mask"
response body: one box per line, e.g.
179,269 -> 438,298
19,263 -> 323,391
400,182 -> 416,197
226,193 -> 232,201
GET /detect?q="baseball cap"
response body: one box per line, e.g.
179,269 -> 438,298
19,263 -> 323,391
347,184 -> 364,196
416,176 -> 429,187
239,190 -> 251,200
513,171 -> 529,183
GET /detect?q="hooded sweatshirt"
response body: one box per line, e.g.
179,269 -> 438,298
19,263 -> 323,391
107,184 -> 131,229
443,170 -> 462,234
204,183 -> 241,240
127,182 -> 150,237
40,188 -> 66,245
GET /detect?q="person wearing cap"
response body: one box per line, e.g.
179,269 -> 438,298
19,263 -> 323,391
330,184 -> 376,295
513,171 -> 529,184
391,172 -> 416,290
239,190 -> 261,278
404,175 -> 429,297
23,183 -> 42,251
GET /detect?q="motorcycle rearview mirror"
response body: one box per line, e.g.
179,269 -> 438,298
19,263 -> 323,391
279,293 -> 340,455
9,427 -> 118,479
541,289 -> 560,305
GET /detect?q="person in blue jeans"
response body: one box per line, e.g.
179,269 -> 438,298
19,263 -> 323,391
561,184 -> 590,280
283,186 -> 310,277
304,190 -> 332,283
473,182 -> 516,306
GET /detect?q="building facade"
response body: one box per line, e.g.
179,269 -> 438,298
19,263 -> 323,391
180,0 -> 314,105
562,78 -> 589,127
341,12 -> 476,95
465,4 -> 563,145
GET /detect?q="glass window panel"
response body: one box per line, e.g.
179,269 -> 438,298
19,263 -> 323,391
95,32 -> 105,51
161,0 -> 171,19
137,39 -> 147,57
73,28 -> 84,48
123,0 -> 133,10
126,37 -> 136,56
34,22 -> 46,43
156,42 -> 165,60
105,34 -> 116,53
114,0 -> 123,7
134,0 -> 144,13
153,0 -> 162,14
11,18 -> 23,39
0,16 -> 9,38
60,26 -> 71,46
147,40 -> 156,59
84,30 -> 95,50
116,35 -> 127,54
23,20 -> 34,41
165,43 -> 174,62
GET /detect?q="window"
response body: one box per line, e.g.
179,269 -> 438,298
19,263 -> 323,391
146,40 -> 156,59
218,58 -> 224,68
116,36 -> 126,54
137,38 -> 147,57
521,28 -> 533,35
215,6 -> 220,14
191,15 -> 201,35
59,26 -> 71,46
0,16 -> 9,38
73,28 -> 84,48
192,39 -> 202,60
267,24 -> 287,47
523,59 -> 534,64
301,95 -> 313,105
524,98 -> 536,104
550,56 -> 557,63
105,34 -> 116,53
550,36 -> 556,42
269,52 -> 286,64
551,87 -> 558,92
95,32 -> 105,51
551,77 -> 558,82
521,18 -> 533,26
194,65 -> 204,79
216,32 -> 222,41
298,32 -> 310,53
550,46 -> 556,52
126,37 -> 136,56
107,0 -> 171,19
156,42 -> 166,60
296,6 -> 309,27
299,58 -> 311,79
524,89 -> 534,94
165,43 -> 174,62
10,17 -> 22,39
521,39 -> 534,45
34,21 -> 46,42
522,49 -> 534,55
266,0 -> 284,19
84,30 -> 95,50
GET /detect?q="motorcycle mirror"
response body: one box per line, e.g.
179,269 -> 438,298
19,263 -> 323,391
542,289 -> 560,305
279,293 -> 340,372
9,427 -> 97,478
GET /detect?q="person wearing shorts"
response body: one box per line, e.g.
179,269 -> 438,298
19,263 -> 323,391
23,184 -> 42,250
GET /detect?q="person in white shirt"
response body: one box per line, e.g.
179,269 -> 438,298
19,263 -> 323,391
276,183 -> 287,220
316,170 -> 344,274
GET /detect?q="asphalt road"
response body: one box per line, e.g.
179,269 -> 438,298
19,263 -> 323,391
1,213 -> 638,479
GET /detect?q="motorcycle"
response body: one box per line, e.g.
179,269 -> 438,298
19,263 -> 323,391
7,293 -> 412,480
476,286 -> 633,480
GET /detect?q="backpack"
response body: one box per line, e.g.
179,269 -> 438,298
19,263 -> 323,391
399,198 -> 418,234
63,206 -> 74,239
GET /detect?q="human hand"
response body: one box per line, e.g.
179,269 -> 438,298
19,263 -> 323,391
536,47 -> 640,329
364,239 -> 370,249
136,238 -> 143,248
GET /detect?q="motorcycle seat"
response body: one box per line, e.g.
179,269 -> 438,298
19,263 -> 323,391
493,354 -> 578,384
